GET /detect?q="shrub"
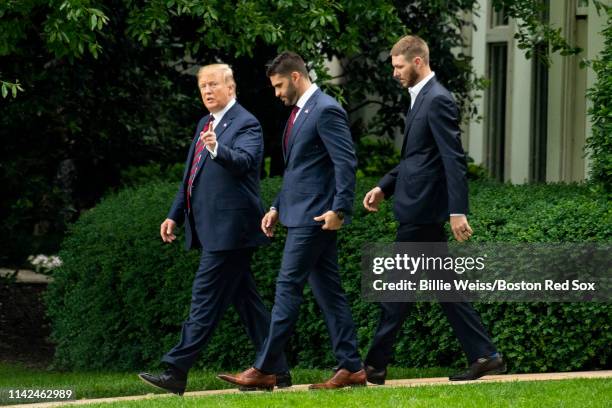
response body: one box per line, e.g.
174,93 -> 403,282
354,136 -> 401,178
119,163 -> 184,188
466,155 -> 490,181
46,177 -> 611,372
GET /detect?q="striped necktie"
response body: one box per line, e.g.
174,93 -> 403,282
187,115 -> 214,211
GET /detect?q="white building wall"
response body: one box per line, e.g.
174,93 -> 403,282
467,2 -> 488,165
466,0 -> 608,183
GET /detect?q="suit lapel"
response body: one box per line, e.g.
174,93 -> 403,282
195,103 -> 237,179
182,115 -> 210,184
400,78 -> 436,156
285,89 -> 320,164
281,119 -> 289,162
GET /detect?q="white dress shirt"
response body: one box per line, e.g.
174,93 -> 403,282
293,83 -> 319,122
408,71 -> 435,109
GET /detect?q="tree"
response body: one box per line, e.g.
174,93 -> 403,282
0,2 -> 197,264
585,5 -> 612,192
0,0 -> 589,266
0,0 -> 109,95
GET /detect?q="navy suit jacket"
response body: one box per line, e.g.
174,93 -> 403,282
273,88 -> 357,227
378,78 -> 469,224
168,102 -> 268,251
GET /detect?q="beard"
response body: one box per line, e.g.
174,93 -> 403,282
285,81 -> 299,106
406,65 -> 419,88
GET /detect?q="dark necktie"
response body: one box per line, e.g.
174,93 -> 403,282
187,115 -> 214,210
283,105 -> 300,153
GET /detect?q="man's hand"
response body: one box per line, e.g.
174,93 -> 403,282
160,218 -> 177,243
363,186 -> 385,212
261,210 -> 279,237
313,211 -> 344,230
450,215 -> 473,242
201,128 -> 217,151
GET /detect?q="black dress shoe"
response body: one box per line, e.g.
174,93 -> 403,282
365,365 -> 387,385
276,371 -> 292,388
239,371 -> 292,391
449,355 -> 506,381
138,368 -> 187,395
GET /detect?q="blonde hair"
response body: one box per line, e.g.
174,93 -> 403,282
390,35 -> 430,65
197,63 -> 236,88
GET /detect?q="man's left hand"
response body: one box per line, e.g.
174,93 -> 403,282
314,211 -> 343,230
201,129 -> 217,151
450,215 -> 473,242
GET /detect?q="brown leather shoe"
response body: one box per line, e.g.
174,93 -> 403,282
309,368 -> 366,390
217,367 -> 276,391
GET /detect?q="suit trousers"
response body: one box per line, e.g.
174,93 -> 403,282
255,226 -> 362,373
162,247 -> 288,373
365,223 -> 497,369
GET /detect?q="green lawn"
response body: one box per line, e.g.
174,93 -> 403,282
3,363 -> 609,407
0,362 -> 452,401
57,379 -> 612,408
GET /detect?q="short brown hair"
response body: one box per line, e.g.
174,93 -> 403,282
390,35 -> 430,65
266,51 -> 309,78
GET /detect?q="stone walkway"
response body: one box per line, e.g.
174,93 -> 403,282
5,370 -> 611,408
0,269 -> 52,284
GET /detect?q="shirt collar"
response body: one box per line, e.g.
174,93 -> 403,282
296,83 -> 318,110
209,98 -> 236,126
408,71 -> 435,103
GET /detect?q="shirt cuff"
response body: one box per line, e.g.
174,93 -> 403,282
206,143 -> 218,158
450,214 -> 465,217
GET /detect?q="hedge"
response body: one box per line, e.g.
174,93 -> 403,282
45,177 -> 611,372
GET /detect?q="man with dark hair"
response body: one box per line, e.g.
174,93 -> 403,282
138,64 -> 290,395
362,35 -> 506,384
218,51 -> 366,390
265,51 -> 310,77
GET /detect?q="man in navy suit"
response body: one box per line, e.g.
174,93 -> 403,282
218,52 -> 366,390
138,64 -> 290,395
362,36 -> 505,384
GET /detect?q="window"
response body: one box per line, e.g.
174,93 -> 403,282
529,1 -> 549,182
486,43 -> 508,181
491,6 -> 509,27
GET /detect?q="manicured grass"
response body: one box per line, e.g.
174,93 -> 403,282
56,378 -> 612,408
0,362 -> 452,400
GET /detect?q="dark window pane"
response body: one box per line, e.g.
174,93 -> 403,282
486,43 -> 508,181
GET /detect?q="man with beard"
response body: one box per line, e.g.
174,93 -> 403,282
217,52 -> 365,390
361,35 -> 506,383
138,64 -> 290,395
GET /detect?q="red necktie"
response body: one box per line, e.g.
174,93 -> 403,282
283,105 -> 300,153
187,115 -> 214,211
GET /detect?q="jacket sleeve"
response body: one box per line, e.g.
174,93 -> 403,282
427,94 -> 469,215
377,164 -> 400,197
317,104 -> 358,214
167,185 -> 186,226
212,118 -> 263,178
